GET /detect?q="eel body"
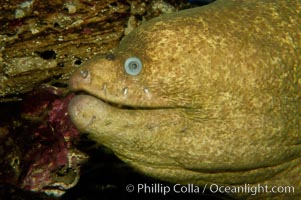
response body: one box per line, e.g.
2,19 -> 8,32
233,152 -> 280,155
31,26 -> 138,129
68,0 -> 301,198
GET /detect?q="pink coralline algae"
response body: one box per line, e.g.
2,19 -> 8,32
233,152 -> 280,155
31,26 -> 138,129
21,91 -> 87,196
13,87 -> 88,196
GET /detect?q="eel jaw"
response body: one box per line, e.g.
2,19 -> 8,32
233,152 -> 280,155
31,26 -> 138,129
71,89 -> 181,111
68,94 -> 171,132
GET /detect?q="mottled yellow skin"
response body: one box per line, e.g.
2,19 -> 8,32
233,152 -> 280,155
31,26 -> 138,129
68,0 -> 301,198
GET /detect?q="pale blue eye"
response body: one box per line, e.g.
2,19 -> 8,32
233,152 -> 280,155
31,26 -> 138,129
124,57 -> 142,76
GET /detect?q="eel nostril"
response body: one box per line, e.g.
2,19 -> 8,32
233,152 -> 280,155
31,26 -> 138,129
105,53 -> 115,60
80,70 -> 89,79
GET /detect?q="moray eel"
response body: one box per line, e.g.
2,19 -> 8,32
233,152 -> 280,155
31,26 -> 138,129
68,0 -> 301,198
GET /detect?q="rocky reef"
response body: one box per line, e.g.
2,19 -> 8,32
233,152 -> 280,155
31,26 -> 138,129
0,0 -> 190,102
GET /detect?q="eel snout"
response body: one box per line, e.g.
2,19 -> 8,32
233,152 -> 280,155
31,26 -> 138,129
68,68 -> 92,91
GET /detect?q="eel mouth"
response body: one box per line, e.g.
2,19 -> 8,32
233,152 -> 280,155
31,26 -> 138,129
99,97 -> 138,110
72,91 -> 140,110
72,91 -> 180,110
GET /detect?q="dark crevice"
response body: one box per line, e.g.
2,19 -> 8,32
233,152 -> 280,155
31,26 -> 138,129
36,50 -> 57,60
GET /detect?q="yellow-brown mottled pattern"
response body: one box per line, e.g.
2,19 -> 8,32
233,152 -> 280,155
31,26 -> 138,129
68,0 -> 301,198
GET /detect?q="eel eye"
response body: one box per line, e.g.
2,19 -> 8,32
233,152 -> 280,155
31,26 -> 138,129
124,57 -> 142,76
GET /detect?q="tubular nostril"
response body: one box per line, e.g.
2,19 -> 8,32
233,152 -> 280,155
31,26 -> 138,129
105,53 -> 115,60
80,69 -> 89,79
69,69 -> 91,89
